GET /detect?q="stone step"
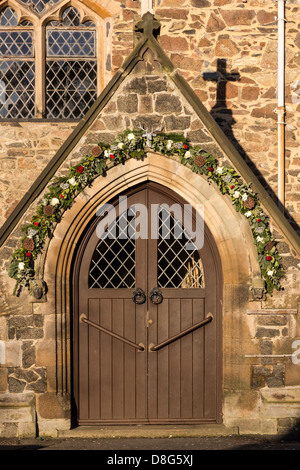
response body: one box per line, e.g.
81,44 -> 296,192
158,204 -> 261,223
59,424 -> 239,439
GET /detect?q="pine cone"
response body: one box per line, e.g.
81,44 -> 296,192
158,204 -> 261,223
244,196 -> 255,209
23,237 -> 35,251
91,146 -> 103,157
43,205 -> 54,216
194,155 -> 206,167
265,241 -> 274,252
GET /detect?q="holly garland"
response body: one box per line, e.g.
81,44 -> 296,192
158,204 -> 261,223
8,128 -> 284,296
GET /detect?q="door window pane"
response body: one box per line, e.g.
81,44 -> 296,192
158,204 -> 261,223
157,207 -> 205,288
89,209 -> 136,289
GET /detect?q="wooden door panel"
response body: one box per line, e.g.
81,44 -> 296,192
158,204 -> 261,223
147,296 -> 213,421
78,297 -> 147,424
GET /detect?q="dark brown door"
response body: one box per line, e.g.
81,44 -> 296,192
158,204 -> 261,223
73,183 -> 222,425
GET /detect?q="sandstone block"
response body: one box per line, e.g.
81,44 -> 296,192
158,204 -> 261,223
215,39 -> 240,57
160,35 -> 189,52
207,12 -> 226,32
191,0 -> 211,7
164,115 -> 191,131
220,9 -> 256,26
37,393 -> 69,420
257,10 -> 276,25
242,86 -> 260,101
117,94 -> 138,113
155,94 -> 182,113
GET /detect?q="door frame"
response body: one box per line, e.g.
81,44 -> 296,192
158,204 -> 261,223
71,181 -> 223,425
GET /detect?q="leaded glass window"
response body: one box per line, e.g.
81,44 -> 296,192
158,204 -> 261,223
0,2 -> 101,120
20,0 -> 61,15
0,7 -> 35,118
89,209 -> 136,289
157,207 -> 205,288
46,7 -> 97,119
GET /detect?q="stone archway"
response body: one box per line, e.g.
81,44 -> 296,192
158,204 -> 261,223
43,153 -> 260,429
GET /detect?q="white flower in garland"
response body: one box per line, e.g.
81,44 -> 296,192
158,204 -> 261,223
18,262 -> 25,270
68,178 -> 76,186
50,198 -> 60,206
167,140 -> 173,150
185,150 -> 191,158
267,270 -> 274,277
256,236 -> 264,243
27,228 -> 37,237
216,166 -> 224,174
233,190 -> 240,199
242,193 -> 249,201
127,133 -> 135,141
118,142 -> 124,149
104,150 -> 110,158
245,211 -> 252,218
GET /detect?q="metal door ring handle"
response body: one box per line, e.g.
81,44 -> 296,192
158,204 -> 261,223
132,288 -> 146,304
150,287 -> 163,305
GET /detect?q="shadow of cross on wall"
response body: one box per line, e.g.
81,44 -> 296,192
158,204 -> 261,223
202,58 -> 243,153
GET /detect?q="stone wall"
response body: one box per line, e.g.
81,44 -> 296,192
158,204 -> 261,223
0,0 -> 299,438
111,0 -> 300,231
0,0 -> 299,230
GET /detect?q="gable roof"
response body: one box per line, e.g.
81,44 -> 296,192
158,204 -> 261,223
0,12 -> 299,255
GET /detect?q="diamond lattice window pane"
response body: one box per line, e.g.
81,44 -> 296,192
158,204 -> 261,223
45,60 -> 97,118
0,7 -> 18,26
89,209 -> 136,289
0,31 -> 33,57
47,30 -> 95,57
157,207 -> 205,288
0,61 -> 35,118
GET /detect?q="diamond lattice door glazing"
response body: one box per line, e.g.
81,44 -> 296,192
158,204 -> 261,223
75,184 -> 222,425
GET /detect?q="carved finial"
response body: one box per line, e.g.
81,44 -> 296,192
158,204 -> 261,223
135,12 -> 161,39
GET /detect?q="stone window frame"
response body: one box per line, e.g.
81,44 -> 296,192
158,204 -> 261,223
0,0 -> 108,120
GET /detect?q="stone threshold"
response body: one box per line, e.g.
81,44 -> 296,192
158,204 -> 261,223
59,424 -> 239,439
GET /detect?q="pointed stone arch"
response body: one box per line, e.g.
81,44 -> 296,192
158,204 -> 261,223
41,153 -> 259,400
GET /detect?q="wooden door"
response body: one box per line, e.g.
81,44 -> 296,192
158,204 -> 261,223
73,183 -> 222,425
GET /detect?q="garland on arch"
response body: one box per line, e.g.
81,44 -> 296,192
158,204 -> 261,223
8,128 -> 284,296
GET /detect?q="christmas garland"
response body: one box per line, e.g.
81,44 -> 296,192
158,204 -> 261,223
8,128 -> 284,296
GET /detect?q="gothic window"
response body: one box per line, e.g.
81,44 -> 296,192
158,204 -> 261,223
0,2 -> 101,120
0,7 -> 35,118
46,7 -> 97,119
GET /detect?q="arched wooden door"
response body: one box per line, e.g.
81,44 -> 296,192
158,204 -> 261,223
73,183 -> 222,425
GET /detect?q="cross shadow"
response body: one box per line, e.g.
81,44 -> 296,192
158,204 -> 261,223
202,58 -> 299,234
